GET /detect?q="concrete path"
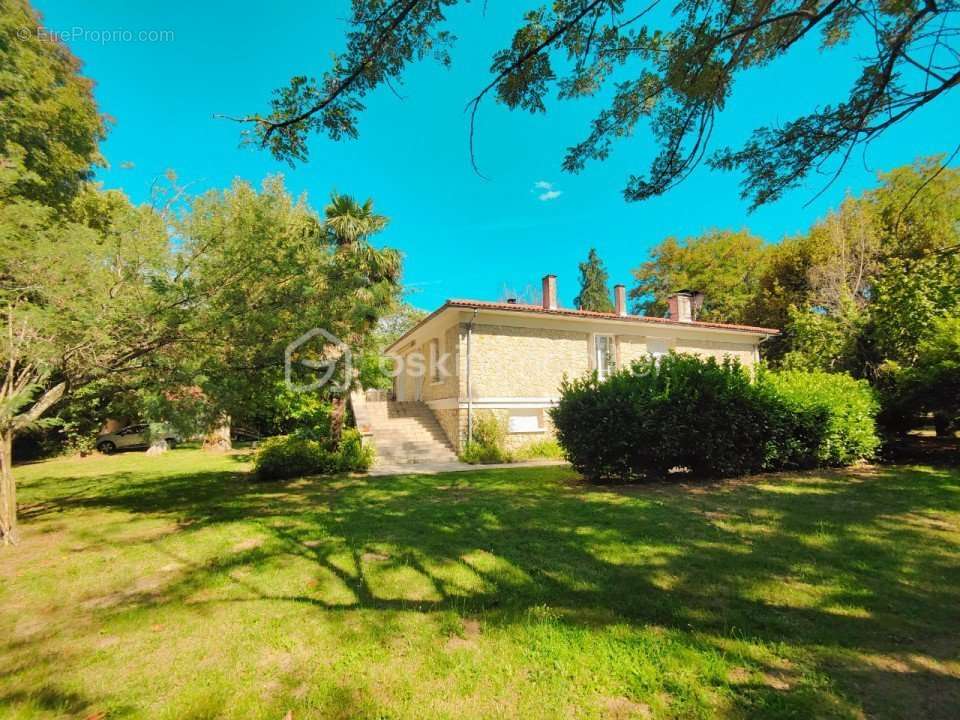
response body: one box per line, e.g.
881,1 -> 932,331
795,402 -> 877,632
368,459 -> 569,477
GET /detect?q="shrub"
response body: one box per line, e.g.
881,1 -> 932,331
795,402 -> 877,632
551,354 -> 879,482
552,354 -> 767,481
337,428 -> 375,472
759,369 -> 879,465
254,435 -> 334,481
254,430 -> 374,480
514,438 -> 566,461
460,413 -> 513,464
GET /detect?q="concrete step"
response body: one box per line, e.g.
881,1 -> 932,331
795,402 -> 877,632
368,420 -> 439,428
374,456 -> 458,466
377,448 -> 457,462
377,440 -> 450,452
371,428 -> 446,442
366,400 -> 457,465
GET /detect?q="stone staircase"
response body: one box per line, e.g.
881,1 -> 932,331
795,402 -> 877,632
366,401 -> 459,466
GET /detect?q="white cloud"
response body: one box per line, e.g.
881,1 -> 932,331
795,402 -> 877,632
532,180 -> 563,201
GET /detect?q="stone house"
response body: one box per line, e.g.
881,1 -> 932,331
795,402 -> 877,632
380,275 -> 778,455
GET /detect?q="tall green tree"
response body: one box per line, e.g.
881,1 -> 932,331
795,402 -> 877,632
234,1 -> 958,209
0,1 -> 152,545
322,191 -> 402,439
770,197 -> 880,368
161,182 -> 402,451
1,175 -> 403,544
776,159 -> 960,377
881,314 -> 960,436
630,230 -> 768,323
574,248 -> 614,313
1,1 -> 106,207
165,177 -> 327,451
1,188 -> 175,544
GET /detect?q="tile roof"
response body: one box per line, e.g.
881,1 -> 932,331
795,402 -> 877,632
385,299 -> 778,354
445,299 -> 780,335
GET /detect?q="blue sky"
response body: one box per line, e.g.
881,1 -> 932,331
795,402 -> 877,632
36,1 -> 960,310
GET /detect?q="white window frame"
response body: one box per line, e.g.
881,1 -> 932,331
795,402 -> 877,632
507,409 -> 545,434
593,334 -> 616,380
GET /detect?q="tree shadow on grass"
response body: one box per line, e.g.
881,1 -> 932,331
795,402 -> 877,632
8,461 -> 960,718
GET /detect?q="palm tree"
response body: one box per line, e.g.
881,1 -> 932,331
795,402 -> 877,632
323,193 -> 402,441
324,192 -> 388,246
324,192 -> 400,284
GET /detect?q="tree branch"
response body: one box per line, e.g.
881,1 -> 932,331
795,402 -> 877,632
465,0 -> 611,177
227,0 -> 423,140
12,382 -> 65,431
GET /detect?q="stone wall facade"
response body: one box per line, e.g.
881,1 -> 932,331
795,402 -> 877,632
432,407 -> 463,451
468,323 -> 589,398
419,322 -> 460,402
392,308 -> 764,453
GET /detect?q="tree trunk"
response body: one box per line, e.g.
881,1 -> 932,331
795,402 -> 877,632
0,381 -> 65,547
330,396 -> 346,446
203,414 -> 232,452
0,430 -> 18,546
933,413 -> 953,438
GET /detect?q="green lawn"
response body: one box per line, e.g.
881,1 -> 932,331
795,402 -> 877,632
1,450 -> 958,719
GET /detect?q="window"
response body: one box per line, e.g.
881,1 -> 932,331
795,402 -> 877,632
508,409 -> 544,433
595,335 -> 616,380
429,338 -> 441,383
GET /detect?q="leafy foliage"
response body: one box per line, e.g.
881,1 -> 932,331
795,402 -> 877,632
776,159 -> 960,380
254,435 -> 333,481
551,354 -> 878,482
878,315 -> 960,435
513,438 -> 566,461
630,230 -> 768,322
161,180 -> 402,441
573,248 -> 614,312
254,429 -> 373,481
460,413 -> 512,464
240,1 -> 958,208
1,1 -> 106,207
760,369 -> 880,466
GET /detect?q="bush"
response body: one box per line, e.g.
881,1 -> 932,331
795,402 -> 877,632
337,428 -> 375,472
514,438 -> 566,461
254,435 -> 334,481
460,413 -> 513,464
551,354 -> 878,482
254,430 -> 374,481
759,369 -> 879,465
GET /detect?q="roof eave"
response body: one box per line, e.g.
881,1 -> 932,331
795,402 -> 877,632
384,299 -> 779,354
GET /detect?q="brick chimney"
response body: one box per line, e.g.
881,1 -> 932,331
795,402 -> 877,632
614,284 -> 627,316
667,291 -> 694,322
542,274 -> 557,310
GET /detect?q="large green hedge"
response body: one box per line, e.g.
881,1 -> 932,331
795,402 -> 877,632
551,354 -> 878,482
760,369 -> 879,466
